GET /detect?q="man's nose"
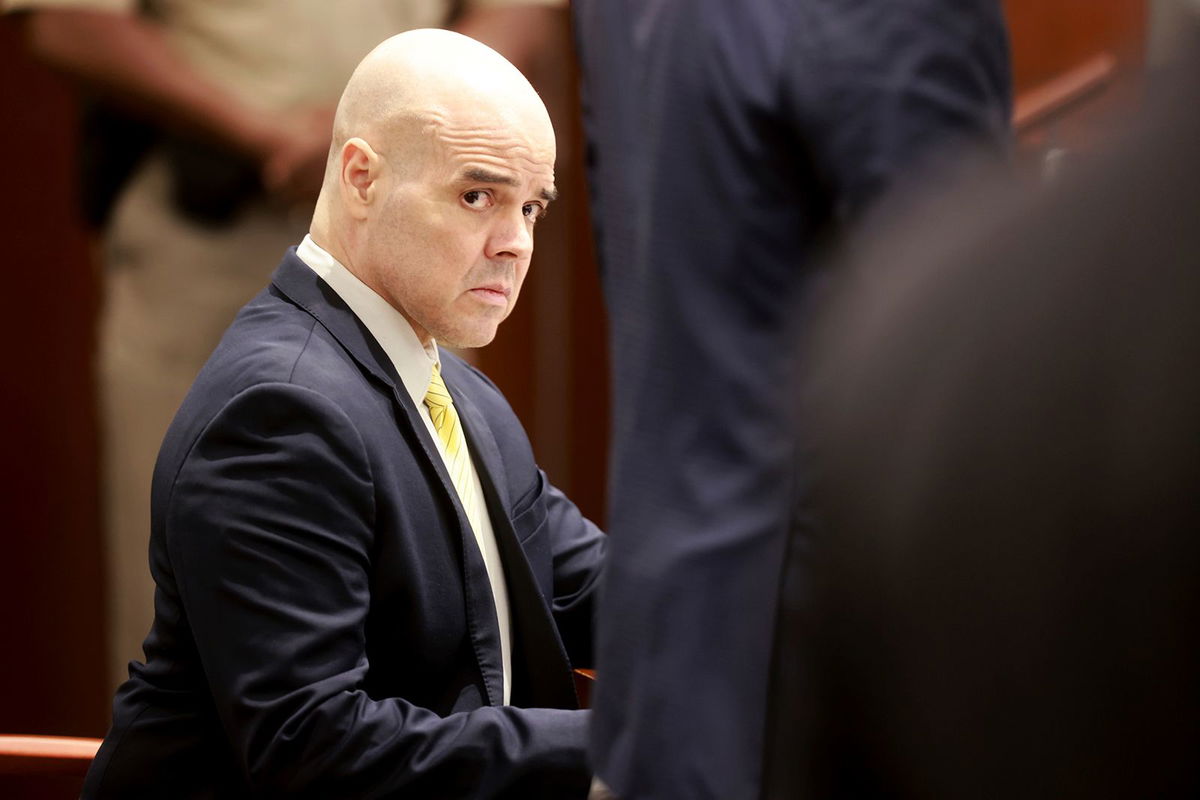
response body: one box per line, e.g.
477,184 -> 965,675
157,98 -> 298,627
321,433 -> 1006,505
485,209 -> 533,261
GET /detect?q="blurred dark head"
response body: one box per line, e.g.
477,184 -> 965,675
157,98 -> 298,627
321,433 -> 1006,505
782,40 -> 1200,800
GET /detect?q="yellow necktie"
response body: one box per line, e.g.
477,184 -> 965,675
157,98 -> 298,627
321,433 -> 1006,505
424,361 -> 514,704
424,362 -> 478,528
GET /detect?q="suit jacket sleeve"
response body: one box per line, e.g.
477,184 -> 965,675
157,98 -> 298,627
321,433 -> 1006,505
166,381 -> 590,799
544,476 -> 604,668
463,360 -> 606,670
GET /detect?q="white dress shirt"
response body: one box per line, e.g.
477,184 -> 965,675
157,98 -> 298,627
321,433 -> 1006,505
296,235 -> 513,704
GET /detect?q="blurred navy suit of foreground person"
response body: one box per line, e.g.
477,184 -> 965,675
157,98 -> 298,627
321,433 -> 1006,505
572,1 -> 1011,797
82,30 -> 605,799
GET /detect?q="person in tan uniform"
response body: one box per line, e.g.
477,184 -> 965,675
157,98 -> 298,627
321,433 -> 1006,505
4,0 -> 565,687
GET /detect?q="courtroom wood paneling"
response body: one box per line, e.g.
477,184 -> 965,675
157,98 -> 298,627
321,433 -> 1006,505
0,14 -> 108,800
1006,0 -> 1147,92
1005,0 -> 1149,161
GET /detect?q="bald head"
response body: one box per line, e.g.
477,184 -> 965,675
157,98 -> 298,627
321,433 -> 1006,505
310,29 -> 558,349
335,29 -> 550,152
313,29 -> 555,237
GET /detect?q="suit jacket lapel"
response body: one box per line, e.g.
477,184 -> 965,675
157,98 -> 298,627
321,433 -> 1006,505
271,252 -> 507,706
452,385 -> 579,710
270,250 -> 398,389
394,384 -> 507,707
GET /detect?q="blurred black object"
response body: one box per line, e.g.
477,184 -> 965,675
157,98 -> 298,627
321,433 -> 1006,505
161,132 -> 261,227
80,100 -> 261,229
78,100 -> 156,228
774,39 -> 1200,800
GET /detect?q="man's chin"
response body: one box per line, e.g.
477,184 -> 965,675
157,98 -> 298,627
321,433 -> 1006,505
438,327 -> 499,350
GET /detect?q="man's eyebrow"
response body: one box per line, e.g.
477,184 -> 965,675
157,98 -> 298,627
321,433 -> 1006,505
461,167 -> 557,203
462,167 -> 517,187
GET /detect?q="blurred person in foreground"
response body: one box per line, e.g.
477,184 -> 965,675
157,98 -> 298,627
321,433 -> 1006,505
571,1 -> 1012,797
4,0 -> 565,688
780,33 -> 1200,799
81,29 -> 605,799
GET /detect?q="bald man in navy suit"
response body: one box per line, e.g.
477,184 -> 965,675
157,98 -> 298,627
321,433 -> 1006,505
84,30 -> 605,799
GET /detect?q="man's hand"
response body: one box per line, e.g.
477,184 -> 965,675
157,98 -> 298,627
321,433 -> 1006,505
24,7 -> 330,205
260,106 -> 335,204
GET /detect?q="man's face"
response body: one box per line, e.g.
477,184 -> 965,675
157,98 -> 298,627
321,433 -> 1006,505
362,108 -> 556,349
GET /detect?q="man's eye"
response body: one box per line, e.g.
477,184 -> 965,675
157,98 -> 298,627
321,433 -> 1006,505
463,190 -> 491,209
523,203 -> 544,221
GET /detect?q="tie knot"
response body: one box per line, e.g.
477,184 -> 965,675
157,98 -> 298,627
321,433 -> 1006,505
424,362 -> 453,412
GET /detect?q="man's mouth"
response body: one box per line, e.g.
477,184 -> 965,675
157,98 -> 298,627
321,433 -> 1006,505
469,285 -> 510,306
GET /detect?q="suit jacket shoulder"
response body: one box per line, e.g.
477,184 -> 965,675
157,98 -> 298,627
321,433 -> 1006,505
85,251 -> 604,800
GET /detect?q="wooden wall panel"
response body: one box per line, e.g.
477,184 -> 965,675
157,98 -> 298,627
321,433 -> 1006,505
1006,0 -> 1147,93
0,14 -> 108,800
1004,0 -> 1149,161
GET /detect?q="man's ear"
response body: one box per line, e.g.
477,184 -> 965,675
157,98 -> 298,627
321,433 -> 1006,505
340,137 -> 381,219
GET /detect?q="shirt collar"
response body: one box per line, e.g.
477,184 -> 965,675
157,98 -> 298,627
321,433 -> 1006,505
296,234 -> 438,410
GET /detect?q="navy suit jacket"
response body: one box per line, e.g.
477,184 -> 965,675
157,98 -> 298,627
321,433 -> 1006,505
82,251 -> 606,799
572,1 -> 1011,797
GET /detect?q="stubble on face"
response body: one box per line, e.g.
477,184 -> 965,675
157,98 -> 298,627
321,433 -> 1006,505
366,106 -> 556,350
318,29 -> 562,347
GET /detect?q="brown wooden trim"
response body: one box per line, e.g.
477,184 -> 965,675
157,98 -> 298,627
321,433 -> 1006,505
573,668 -> 597,708
0,736 -> 101,777
1014,52 -> 1117,133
